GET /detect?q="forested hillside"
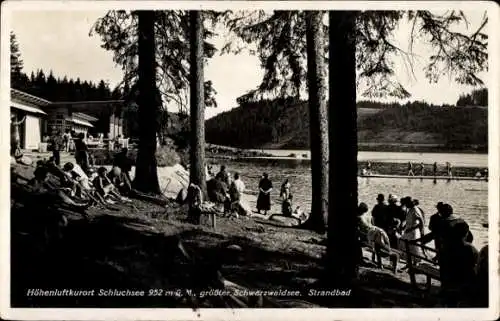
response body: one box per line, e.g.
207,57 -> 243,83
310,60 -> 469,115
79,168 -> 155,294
205,95 -> 488,151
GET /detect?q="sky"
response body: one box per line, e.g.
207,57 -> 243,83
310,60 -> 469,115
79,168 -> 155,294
10,9 -> 489,119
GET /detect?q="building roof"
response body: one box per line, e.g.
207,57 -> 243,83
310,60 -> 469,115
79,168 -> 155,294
72,118 -> 94,128
73,112 -> 98,122
9,89 -> 115,122
11,100 -> 47,115
11,88 -> 51,107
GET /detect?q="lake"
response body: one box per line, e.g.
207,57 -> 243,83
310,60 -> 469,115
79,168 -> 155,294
242,149 -> 488,167
215,159 -> 489,250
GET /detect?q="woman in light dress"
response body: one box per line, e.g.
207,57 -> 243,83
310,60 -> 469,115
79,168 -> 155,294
399,196 -> 426,267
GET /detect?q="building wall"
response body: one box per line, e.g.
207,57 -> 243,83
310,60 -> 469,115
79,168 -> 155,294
24,115 -> 42,149
108,113 -> 123,139
46,107 -> 71,134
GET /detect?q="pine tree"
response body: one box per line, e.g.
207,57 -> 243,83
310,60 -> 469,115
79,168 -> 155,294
189,10 -> 208,198
10,32 -> 24,89
223,10 -> 488,281
46,70 -> 57,100
303,11 -> 329,232
132,10 -> 161,194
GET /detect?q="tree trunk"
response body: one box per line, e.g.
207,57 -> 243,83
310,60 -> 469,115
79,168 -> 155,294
303,11 -> 329,233
189,11 -> 207,197
132,10 -> 161,194
326,11 -> 359,285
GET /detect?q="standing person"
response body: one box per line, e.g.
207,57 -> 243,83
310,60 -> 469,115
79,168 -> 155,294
74,133 -> 91,174
282,194 -> 293,217
446,162 -> 453,177
366,162 -> 372,175
63,129 -> 70,152
50,131 -> 64,166
280,178 -> 291,201
215,165 -> 231,186
386,194 -> 405,248
433,162 -> 438,177
440,221 -> 479,306
11,115 -> 26,159
413,199 -> 426,229
229,172 -> 245,202
419,162 -> 425,176
371,194 -> 388,231
400,197 -> 426,268
256,173 -> 273,215
407,161 -> 415,176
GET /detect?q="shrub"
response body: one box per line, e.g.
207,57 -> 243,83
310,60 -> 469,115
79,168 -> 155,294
156,146 -> 181,167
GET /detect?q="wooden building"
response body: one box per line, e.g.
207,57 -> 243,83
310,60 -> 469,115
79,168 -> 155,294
9,89 -> 124,151
48,100 -> 125,139
10,89 -> 49,150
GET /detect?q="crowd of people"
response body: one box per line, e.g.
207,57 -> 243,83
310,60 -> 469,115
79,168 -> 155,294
15,144 -> 136,218
204,165 -> 307,223
356,194 -> 488,305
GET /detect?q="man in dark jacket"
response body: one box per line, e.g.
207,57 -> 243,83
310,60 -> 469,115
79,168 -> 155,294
371,193 -> 388,231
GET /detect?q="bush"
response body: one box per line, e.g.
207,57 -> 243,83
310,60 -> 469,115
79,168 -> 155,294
156,146 -> 181,167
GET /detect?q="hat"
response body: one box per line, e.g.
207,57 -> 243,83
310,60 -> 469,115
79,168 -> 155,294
388,194 -> 399,203
376,194 -> 385,201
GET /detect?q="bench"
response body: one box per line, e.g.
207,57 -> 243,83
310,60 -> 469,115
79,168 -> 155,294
401,238 -> 441,291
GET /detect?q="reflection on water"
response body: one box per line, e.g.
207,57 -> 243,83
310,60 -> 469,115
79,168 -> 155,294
219,159 -> 489,249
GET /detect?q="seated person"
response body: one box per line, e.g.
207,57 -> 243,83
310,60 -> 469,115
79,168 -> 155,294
29,166 -> 89,211
357,202 -> 400,273
62,162 -> 92,197
107,166 -> 132,195
207,177 -> 230,213
113,148 -> 133,182
92,167 -> 128,203
291,206 -> 308,223
367,226 -> 400,273
44,157 -> 71,184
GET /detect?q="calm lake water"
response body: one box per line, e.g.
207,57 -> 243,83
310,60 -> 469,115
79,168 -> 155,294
243,149 -> 488,167
217,159 -> 489,250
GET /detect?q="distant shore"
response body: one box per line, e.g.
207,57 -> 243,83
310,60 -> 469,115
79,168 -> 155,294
207,157 -> 488,179
207,142 -> 487,155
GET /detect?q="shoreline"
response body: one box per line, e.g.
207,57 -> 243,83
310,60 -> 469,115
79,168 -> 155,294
208,157 -> 488,178
207,143 -> 487,156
